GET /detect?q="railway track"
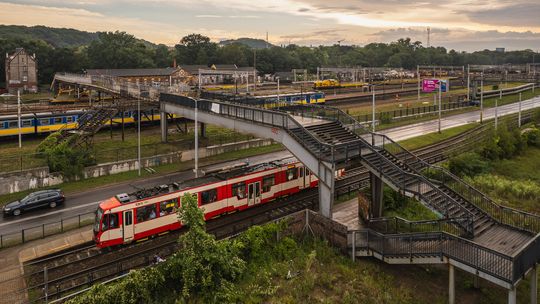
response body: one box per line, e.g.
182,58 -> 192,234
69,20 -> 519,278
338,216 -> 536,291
11,113 -> 536,303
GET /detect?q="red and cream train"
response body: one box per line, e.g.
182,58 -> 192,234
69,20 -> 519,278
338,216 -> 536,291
93,159 -> 342,248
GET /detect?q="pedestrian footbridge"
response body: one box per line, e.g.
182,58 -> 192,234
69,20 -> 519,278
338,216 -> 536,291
160,94 -> 540,303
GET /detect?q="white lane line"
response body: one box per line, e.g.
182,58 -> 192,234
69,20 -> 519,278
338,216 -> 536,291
0,200 -> 100,228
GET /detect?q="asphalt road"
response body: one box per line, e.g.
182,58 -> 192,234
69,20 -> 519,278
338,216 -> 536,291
1,97 -> 539,235
380,96 -> 540,140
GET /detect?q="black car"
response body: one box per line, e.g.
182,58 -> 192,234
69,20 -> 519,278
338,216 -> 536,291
2,189 -> 65,216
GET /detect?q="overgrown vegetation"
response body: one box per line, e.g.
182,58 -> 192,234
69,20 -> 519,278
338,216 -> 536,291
447,116 -> 540,212
382,187 -> 438,221
36,132 -> 95,179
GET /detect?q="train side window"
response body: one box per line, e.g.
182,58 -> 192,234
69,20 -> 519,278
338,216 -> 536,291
22,120 -> 32,127
124,211 -> 132,226
159,199 -> 176,216
200,189 -> 217,205
40,119 -> 50,126
8,121 -> 18,128
262,175 -> 275,192
0,122 -> 5,129
102,213 -> 119,231
231,182 -> 246,199
54,117 -> 62,124
66,116 -> 74,123
136,204 -> 157,223
299,168 -> 304,178
286,168 -> 298,181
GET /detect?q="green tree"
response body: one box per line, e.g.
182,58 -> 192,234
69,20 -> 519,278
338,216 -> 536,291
87,31 -> 154,69
173,193 -> 246,301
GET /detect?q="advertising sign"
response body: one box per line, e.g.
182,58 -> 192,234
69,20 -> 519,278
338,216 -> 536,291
422,79 -> 438,92
422,79 -> 449,92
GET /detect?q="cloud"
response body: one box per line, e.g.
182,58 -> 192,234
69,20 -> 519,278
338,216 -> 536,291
370,27 -> 540,51
195,15 -> 222,18
463,3 -> 540,27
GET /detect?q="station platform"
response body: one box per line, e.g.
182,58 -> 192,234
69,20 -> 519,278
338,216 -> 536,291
333,198 -> 363,230
0,227 -> 92,304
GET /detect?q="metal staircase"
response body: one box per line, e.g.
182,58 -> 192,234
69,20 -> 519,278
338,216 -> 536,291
287,105 -> 540,244
53,107 -> 118,147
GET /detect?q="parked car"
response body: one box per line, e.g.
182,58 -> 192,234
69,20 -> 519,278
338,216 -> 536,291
2,189 -> 65,216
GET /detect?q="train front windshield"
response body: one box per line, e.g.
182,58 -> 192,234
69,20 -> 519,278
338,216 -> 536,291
93,208 -> 103,234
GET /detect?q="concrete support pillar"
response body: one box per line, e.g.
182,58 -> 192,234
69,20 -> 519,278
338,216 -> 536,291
473,276 -> 480,289
370,172 -> 384,218
318,179 -> 334,218
508,286 -> 517,304
532,264 -> 538,304
160,111 -> 168,143
200,122 -> 206,138
449,264 -> 455,304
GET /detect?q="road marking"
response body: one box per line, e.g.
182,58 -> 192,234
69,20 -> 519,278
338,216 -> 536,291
0,200 -> 100,228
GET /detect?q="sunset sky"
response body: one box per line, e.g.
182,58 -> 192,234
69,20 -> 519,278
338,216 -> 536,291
1,0 -> 539,51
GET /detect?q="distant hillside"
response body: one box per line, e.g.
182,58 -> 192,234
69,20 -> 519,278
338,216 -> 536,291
0,25 -> 98,47
219,37 -> 274,49
0,25 -> 156,48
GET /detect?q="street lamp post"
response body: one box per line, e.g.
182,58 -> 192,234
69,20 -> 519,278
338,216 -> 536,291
466,64 -> 470,101
276,77 -> 280,104
17,90 -> 22,149
194,98 -> 199,178
480,73 -> 484,123
372,86 -> 376,132
518,92 -> 522,127
438,81 -> 442,133
137,96 -> 141,176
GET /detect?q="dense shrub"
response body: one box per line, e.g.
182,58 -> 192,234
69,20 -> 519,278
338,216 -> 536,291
448,152 -> 490,177
524,128 -> 540,147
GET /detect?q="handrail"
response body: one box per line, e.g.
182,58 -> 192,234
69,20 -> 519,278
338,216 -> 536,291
367,215 -> 472,237
351,228 -> 516,284
358,136 -> 475,235
310,103 -> 540,235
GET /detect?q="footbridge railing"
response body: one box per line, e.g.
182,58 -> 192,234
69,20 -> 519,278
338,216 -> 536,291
290,104 -> 540,235
350,228 -> 540,287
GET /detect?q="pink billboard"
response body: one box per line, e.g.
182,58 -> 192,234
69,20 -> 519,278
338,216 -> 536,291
422,79 -> 439,92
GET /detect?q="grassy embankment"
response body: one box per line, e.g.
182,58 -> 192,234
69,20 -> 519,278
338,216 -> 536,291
0,124 -> 256,172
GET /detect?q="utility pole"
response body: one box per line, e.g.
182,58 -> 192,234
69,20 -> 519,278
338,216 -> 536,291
438,81 -> 442,133
253,49 -> 257,93
137,96 -> 141,176
466,64 -> 470,101
518,92 -> 522,127
194,98 -> 199,178
417,65 -> 420,101
495,98 -> 499,130
277,77 -> 280,104
480,73 -> 484,123
372,86 -> 376,132
17,90 -> 21,149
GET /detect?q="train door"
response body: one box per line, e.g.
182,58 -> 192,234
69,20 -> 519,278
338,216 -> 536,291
123,210 -> 134,243
298,167 -> 311,189
248,182 -> 261,206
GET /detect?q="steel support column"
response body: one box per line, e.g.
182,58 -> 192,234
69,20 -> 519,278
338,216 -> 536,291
200,122 -> 207,138
449,264 -> 455,304
508,286 -> 517,304
370,172 -> 384,218
160,111 -> 168,143
532,264 -> 538,304
318,169 -> 335,218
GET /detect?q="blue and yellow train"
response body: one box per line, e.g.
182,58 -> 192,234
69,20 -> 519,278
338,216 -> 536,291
0,110 -> 172,137
245,91 -> 325,108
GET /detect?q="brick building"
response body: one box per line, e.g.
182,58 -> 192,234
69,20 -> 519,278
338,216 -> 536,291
5,48 -> 38,94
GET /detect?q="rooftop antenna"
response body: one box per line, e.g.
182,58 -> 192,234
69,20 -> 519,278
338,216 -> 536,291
427,27 -> 431,48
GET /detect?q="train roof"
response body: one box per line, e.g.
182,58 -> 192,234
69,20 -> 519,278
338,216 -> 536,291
105,157 -> 298,209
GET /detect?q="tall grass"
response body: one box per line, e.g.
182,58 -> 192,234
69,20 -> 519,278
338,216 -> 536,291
465,174 -> 540,201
